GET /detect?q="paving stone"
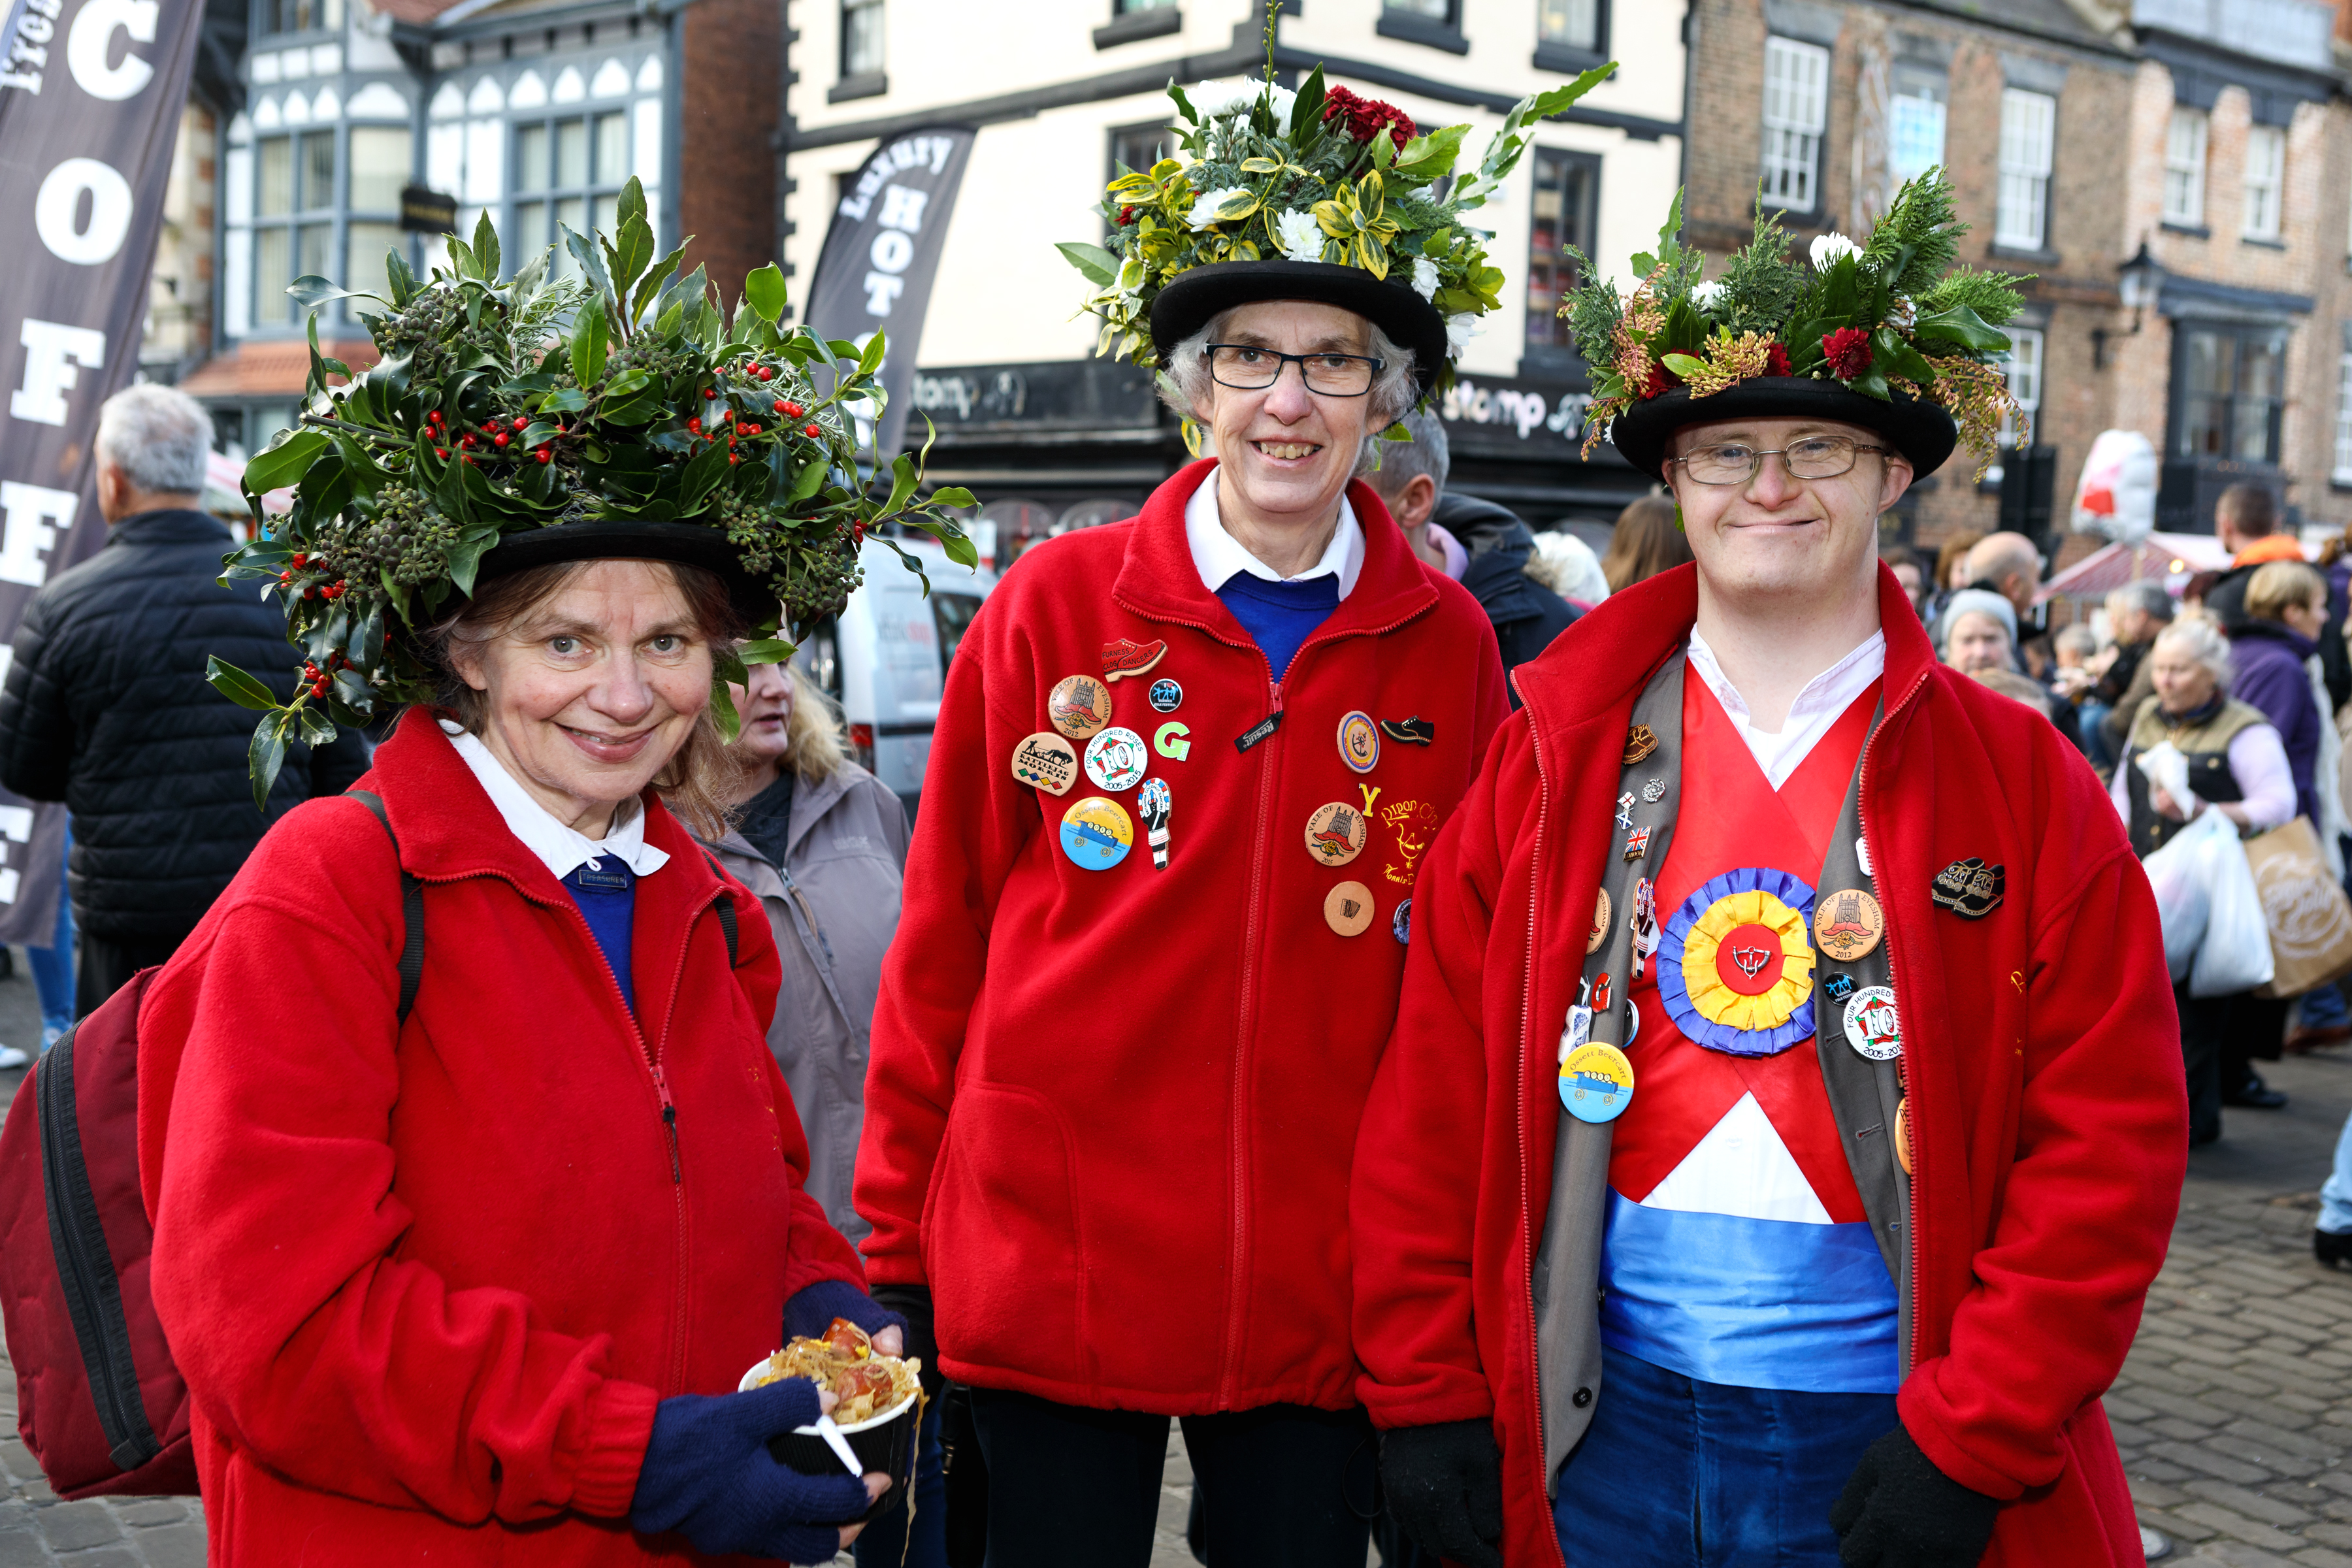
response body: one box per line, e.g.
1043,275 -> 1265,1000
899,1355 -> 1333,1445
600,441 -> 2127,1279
135,1522 -> 207,1568
2176,1503 -> 2310,1552
103,1501 -> 182,1529
2185,1481 -> 2319,1529
0,1533 -> 44,1568
57,1551 -> 145,1568
2294,1548 -> 2352,1568
31,1503 -> 114,1553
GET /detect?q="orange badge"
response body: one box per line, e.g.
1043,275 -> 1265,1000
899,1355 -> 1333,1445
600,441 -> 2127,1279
1589,887 -> 1612,955
1812,888 -> 1885,963
1325,880 -> 1376,937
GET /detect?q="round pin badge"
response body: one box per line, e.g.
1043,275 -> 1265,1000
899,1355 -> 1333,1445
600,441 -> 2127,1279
1305,801 -> 1369,868
1559,1043 -> 1635,1123
1083,726 -> 1149,791
1047,674 -> 1113,741
1813,888 -> 1886,963
1893,1096 -> 1913,1176
1337,711 -> 1381,774
1009,731 -> 1079,796
1148,678 -> 1183,713
1625,996 -> 1641,1049
1325,880 -> 1376,937
1058,795 -> 1134,870
1392,897 -> 1412,945
1842,985 -> 1903,1061
1588,887 -> 1612,955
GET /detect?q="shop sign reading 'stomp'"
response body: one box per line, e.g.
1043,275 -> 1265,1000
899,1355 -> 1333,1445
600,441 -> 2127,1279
802,126 -> 976,461
0,0 -> 203,941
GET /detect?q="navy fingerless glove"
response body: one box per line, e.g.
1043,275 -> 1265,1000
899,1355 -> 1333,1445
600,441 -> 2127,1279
629,1377 -> 874,1561
783,1277 -> 908,1345
1830,1425 -> 2002,1568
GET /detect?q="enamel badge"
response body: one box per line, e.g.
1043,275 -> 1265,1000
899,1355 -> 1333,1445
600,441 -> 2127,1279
1048,674 -> 1113,741
1084,727 -> 1149,792
1623,826 -> 1652,862
1305,802 -> 1369,868
1380,716 -> 1436,746
1102,637 -> 1168,681
1137,777 -> 1172,870
1010,732 -> 1079,795
1338,711 -> 1381,774
1813,888 -> 1885,962
1842,985 -> 1903,1061
1624,725 -> 1659,764
1931,858 -> 2004,919
1588,887 -> 1612,955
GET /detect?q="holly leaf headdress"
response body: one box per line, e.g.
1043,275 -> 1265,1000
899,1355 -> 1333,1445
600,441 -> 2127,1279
1561,168 -> 2029,471
213,179 -> 975,806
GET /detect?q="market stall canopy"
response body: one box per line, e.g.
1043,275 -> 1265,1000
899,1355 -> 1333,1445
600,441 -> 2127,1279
2034,533 -> 2234,607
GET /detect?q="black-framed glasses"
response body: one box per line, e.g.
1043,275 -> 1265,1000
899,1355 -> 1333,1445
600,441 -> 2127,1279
1669,435 -> 1889,485
1203,344 -> 1384,396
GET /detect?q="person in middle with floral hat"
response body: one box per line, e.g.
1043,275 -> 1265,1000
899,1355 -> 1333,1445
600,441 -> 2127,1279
1351,178 -> 2185,1567
853,65 -> 1609,1568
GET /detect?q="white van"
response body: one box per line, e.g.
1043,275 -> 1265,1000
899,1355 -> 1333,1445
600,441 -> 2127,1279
795,534 -> 996,825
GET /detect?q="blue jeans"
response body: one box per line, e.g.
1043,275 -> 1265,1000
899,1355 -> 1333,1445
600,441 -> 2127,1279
2078,699 -> 2115,770
853,1396 -> 945,1568
2302,983 -> 2350,1032
2321,1110 -> 2352,1235
1553,1343 -> 1897,1567
26,827 -> 72,1045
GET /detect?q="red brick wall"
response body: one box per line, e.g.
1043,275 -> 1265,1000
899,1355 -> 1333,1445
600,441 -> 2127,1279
678,0 -> 781,304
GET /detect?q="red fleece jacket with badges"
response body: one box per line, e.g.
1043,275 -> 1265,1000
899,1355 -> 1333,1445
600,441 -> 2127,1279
138,713 -> 868,1566
856,459 -> 1507,1414
1350,566 -> 2187,1567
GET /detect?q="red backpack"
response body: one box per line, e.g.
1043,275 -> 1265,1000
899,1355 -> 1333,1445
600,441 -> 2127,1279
0,792 -> 421,1499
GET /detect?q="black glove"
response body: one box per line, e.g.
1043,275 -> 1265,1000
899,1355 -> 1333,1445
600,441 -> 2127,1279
1830,1425 -> 2003,1568
629,1376 -> 875,1560
1378,1418 -> 1505,1568
872,1284 -> 943,1402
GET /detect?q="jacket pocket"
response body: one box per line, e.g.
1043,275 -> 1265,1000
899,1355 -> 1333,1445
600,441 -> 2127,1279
925,1082 -> 1088,1390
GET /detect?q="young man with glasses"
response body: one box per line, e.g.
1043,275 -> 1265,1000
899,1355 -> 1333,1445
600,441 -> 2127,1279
1352,184 -> 2184,1567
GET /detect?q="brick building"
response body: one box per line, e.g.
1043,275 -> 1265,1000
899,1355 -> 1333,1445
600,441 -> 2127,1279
1685,0 -> 2352,560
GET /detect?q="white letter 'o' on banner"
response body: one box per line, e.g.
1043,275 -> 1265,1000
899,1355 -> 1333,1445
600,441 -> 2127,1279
35,159 -> 135,265
66,0 -> 158,101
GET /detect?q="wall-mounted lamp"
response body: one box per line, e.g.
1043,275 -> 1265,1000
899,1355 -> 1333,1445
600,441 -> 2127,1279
2095,242 -> 2164,370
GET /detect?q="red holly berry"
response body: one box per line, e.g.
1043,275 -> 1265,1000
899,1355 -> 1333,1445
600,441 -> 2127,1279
512,416 -> 529,430
1821,327 -> 1872,381
1763,342 -> 1792,377
687,416 -> 702,433
728,453 -> 741,465
757,365 -> 774,381
461,434 -> 476,448
779,400 -> 804,419
773,400 -> 787,415
702,387 -> 717,399
536,449 -> 552,464
436,448 -> 449,459
493,433 -> 510,448
853,523 -> 866,546
464,455 -> 478,466
289,551 -> 308,568
804,423 -> 821,438
304,586 -> 320,599
310,680 -> 329,698
426,410 -> 442,426
745,423 -> 760,435
278,569 -> 293,585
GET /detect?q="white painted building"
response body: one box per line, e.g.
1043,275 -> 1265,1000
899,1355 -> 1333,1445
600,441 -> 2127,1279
777,0 -> 1691,536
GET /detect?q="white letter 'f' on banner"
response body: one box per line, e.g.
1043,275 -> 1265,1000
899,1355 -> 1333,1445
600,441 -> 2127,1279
10,319 -> 106,425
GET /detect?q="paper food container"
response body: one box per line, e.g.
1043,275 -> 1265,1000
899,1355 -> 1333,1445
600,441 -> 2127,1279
738,1356 -> 922,1522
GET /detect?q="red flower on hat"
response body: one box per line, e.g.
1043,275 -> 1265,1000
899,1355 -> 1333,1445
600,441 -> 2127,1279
1764,342 -> 1792,377
1640,363 -> 1676,400
1822,327 -> 1873,381
1118,205 -> 1135,226
1322,85 -> 1415,152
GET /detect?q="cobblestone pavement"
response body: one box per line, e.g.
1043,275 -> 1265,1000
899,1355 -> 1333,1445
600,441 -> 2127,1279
3,936 -> 2349,1567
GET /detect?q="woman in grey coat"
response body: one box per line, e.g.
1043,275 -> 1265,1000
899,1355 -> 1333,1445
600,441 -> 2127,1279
709,656 -> 936,1566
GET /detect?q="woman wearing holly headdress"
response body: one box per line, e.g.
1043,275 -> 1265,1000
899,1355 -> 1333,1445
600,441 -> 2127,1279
138,190 -> 977,1562
851,58 -> 1609,1567
1352,173 -> 2183,1567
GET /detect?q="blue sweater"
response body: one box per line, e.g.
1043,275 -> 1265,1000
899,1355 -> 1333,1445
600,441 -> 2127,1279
1217,572 -> 1340,682
562,858 -> 637,1013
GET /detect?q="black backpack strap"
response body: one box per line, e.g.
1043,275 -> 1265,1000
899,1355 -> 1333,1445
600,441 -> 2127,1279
348,790 -> 425,1022
699,849 -> 740,968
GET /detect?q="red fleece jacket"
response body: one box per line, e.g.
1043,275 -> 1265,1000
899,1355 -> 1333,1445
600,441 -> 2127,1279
856,460 -> 1507,1414
139,713 -> 868,1565
1350,565 -> 2187,1567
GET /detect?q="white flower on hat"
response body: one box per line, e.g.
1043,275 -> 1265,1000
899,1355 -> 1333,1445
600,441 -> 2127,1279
1273,208 -> 1324,263
1691,279 -> 1725,311
1188,186 -> 1250,229
1445,312 -> 1482,353
1809,232 -> 1863,269
1266,84 -> 1299,130
1186,80 -> 1254,118
1411,257 -> 1440,300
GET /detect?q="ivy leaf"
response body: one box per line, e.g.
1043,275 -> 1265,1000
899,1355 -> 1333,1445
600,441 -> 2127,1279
1056,241 -> 1119,287
739,637 -> 797,665
446,524 -> 502,596
712,641 -> 750,689
207,657 -> 282,713
744,263 -> 789,323
244,429 -> 331,494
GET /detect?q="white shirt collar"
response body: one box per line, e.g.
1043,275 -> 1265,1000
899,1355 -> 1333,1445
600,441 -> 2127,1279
442,720 -> 672,881
1184,468 -> 1364,600
1684,628 -> 1886,791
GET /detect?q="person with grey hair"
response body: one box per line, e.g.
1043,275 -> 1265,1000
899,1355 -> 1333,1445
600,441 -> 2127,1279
2093,580 -> 2176,766
0,384 -> 367,1012
1354,411 -> 1578,706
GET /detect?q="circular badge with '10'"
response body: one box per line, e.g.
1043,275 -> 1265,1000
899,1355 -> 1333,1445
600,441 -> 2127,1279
1560,1043 -> 1635,1122
1084,727 -> 1149,791
1842,985 -> 1903,1060
1060,796 -> 1134,870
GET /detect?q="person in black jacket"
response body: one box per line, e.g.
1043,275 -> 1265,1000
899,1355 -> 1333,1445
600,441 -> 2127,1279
1358,412 -> 1578,706
0,385 -> 368,1012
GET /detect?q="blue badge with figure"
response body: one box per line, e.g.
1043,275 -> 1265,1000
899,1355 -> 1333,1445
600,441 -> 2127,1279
1560,1043 -> 1635,1123
1149,678 -> 1183,713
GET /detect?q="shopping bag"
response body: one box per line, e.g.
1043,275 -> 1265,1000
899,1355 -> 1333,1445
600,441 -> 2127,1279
2141,808 -> 2219,983
2190,814 -> 2275,997
2246,816 -> 2352,996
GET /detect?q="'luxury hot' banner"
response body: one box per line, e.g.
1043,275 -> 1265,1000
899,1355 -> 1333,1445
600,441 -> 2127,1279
802,125 -> 975,461
0,0 -> 204,943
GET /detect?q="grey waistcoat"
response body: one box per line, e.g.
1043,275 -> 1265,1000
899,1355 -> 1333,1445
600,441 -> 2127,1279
1529,650 -> 1914,1491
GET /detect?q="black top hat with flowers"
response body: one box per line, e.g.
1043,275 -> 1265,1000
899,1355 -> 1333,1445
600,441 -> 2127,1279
1563,173 -> 2028,480
211,180 -> 974,804
1059,59 -> 1615,407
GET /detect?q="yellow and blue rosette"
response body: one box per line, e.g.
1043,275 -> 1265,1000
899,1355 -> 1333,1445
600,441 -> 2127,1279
1657,868 -> 1817,1056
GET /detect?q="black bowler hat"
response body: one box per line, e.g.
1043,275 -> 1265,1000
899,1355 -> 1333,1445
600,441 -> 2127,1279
475,519 -> 777,628
1149,260 -> 1450,402
1609,376 -> 1959,482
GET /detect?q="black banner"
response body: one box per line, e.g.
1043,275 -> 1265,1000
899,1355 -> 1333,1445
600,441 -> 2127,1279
802,125 -> 975,461
0,0 -> 204,943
